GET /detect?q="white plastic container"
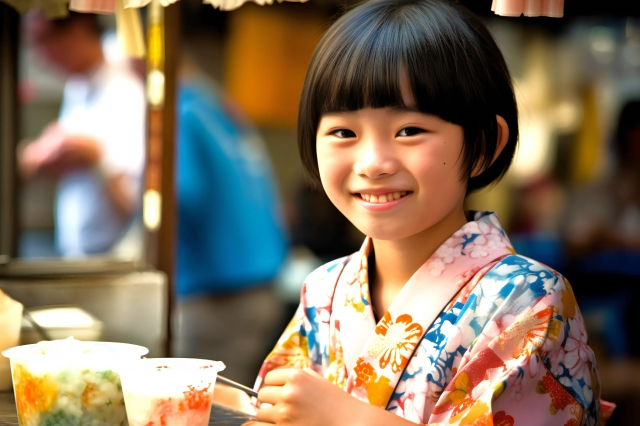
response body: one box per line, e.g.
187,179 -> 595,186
0,291 -> 23,391
2,338 -> 148,426
20,306 -> 104,344
119,358 -> 226,426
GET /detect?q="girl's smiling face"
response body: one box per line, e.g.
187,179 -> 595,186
316,107 -> 468,241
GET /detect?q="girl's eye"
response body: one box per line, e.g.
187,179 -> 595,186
397,127 -> 425,137
331,129 -> 356,138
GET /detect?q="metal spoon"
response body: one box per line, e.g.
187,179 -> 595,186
216,375 -> 258,398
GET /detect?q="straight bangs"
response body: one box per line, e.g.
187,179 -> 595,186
299,0 -> 518,192
310,3 -> 471,119
312,14 -> 407,114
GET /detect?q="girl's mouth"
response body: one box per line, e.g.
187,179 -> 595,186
354,191 -> 412,204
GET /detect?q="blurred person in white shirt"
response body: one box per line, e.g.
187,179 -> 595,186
19,11 -> 145,256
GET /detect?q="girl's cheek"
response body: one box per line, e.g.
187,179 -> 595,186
318,146 -> 351,184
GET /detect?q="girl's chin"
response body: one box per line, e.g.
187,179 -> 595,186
352,222 -> 421,242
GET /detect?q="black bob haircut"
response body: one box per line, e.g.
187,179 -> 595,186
615,100 -> 640,166
298,0 -> 519,194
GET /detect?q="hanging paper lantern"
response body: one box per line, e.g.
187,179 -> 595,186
492,0 -> 565,18
69,0 -> 305,12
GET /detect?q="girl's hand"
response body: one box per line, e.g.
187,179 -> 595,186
212,383 -> 256,415
252,368 -> 362,426
247,368 -> 424,426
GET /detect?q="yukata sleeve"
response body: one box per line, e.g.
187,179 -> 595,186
254,302 -> 312,391
428,275 -> 611,426
253,257 -> 347,393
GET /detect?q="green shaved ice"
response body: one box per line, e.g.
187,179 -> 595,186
34,368 -> 127,426
40,410 -> 81,426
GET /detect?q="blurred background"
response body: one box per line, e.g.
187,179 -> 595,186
0,0 -> 639,423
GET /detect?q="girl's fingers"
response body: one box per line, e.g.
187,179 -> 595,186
257,385 -> 283,405
256,404 -> 281,424
302,367 -> 323,379
263,368 -> 295,386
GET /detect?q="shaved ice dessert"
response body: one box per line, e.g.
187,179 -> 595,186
119,358 -> 225,426
2,338 -> 148,426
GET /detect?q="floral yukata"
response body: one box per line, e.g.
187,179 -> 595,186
255,211 -> 615,425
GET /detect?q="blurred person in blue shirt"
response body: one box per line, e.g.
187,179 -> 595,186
173,58 -> 289,385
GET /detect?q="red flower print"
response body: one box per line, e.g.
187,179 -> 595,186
538,371 -> 575,414
354,358 -> 377,387
433,348 -> 505,415
493,410 -> 515,426
370,313 -> 423,373
461,347 -> 506,387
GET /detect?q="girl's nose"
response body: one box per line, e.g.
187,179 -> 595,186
353,138 -> 398,179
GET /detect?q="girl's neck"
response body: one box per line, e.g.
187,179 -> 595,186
371,207 -> 468,296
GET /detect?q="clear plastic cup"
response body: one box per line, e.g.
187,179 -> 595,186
0,292 -> 23,391
2,338 -> 149,426
119,358 -> 226,426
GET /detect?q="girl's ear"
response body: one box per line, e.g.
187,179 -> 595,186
471,115 -> 510,177
493,115 -> 510,164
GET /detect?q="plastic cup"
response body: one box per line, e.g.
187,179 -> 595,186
119,358 -> 226,426
0,293 -> 23,391
2,338 -> 149,426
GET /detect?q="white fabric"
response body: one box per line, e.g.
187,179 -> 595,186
56,62 -> 145,256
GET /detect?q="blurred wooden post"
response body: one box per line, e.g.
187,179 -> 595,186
0,3 -> 19,263
144,0 -> 180,356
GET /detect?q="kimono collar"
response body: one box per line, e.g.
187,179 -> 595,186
332,211 -> 515,408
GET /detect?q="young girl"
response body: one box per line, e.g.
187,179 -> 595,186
223,0 -> 615,424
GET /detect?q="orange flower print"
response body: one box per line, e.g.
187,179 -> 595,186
369,312 -> 423,373
497,306 -> 553,358
493,410 -> 515,426
364,374 -> 394,407
354,358 -> 378,387
265,332 -> 310,370
352,358 -> 395,407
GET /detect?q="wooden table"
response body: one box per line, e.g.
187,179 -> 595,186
0,391 -> 255,426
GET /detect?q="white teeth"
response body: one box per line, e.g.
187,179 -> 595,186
360,191 -> 410,203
